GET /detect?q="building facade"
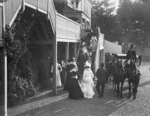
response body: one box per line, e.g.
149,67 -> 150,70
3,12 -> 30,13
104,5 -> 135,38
0,0 -> 92,100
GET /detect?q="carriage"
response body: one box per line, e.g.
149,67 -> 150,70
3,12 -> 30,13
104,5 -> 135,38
116,53 -> 139,61
111,53 -> 141,99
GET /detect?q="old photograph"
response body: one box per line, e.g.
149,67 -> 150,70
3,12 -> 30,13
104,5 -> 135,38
0,0 -> 150,116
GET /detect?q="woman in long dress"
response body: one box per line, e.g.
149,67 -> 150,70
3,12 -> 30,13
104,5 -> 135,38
51,62 -> 62,87
80,61 -> 95,99
68,64 -> 84,99
64,57 -> 78,90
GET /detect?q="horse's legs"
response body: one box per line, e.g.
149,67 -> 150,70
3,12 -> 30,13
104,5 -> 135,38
133,80 -> 140,100
120,81 -> 124,98
117,82 -> 120,97
132,83 -> 136,99
114,82 -> 117,91
128,81 -> 131,98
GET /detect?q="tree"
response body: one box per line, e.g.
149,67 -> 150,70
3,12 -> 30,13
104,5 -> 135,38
91,0 -> 117,41
117,0 -> 150,46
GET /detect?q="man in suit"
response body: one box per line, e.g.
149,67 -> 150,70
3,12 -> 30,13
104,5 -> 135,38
126,44 -> 137,61
96,63 -> 109,97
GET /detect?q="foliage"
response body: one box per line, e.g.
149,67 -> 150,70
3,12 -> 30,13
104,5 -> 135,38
116,0 -> 150,46
5,10 -> 39,107
8,75 -> 38,107
92,0 -> 150,46
37,47 -> 52,89
91,0 -> 117,41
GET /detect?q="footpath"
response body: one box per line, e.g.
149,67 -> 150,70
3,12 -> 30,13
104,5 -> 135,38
7,88 -> 69,116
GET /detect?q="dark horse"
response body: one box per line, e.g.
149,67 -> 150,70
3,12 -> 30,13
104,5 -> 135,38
113,60 -> 141,99
112,60 -> 124,97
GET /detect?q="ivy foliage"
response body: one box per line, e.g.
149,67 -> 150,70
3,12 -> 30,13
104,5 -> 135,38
5,10 -> 39,107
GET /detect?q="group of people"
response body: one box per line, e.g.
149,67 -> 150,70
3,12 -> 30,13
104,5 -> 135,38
64,58 -> 95,99
63,57 -> 109,99
51,43 -> 141,100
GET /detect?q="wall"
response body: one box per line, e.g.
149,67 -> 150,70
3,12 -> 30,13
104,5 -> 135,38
5,0 -> 22,25
56,13 -> 81,42
104,40 -> 122,54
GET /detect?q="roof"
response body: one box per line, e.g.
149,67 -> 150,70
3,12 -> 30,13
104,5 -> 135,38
117,53 -> 139,59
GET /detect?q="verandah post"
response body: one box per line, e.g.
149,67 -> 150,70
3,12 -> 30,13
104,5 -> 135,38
53,34 -> 57,94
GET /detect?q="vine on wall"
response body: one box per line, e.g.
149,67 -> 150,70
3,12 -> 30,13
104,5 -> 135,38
5,10 -> 39,107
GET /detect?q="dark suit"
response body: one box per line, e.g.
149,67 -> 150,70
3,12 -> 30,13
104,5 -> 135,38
127,49 -> 137,61
96,67 -> 108,97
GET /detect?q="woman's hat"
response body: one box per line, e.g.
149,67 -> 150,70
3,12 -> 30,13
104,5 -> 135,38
69,64 -> 77,72
84,61 -> 91,68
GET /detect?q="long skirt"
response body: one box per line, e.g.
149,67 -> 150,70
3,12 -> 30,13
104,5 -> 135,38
64,75 -> 70,90
56,70 -> 62,87
68,78 -> 84,99
80,77 -> 95,99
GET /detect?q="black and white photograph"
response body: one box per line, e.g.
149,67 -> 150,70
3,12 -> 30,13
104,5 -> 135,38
0,0 -> 150,116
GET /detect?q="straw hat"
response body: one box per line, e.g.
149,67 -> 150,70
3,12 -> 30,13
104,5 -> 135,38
84,61 -> 91,68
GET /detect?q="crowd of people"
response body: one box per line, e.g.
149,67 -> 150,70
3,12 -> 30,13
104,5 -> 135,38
50,43 -> 142,100
64,57 -> 109,99
50,52 -> 109,100
52,43 -> 143,99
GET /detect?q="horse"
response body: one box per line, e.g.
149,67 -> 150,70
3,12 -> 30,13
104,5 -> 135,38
130,62 -> 141,99
106,61 -> 114,83
118,59 -> 141,99
112,60 -> 124,97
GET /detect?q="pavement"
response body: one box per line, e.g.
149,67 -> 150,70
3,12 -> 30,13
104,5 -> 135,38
8,88 -> 68,116
7,62 -> 150,116
109,62 -> 150,116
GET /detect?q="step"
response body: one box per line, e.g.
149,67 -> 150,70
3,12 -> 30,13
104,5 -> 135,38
8,89 -> 69,116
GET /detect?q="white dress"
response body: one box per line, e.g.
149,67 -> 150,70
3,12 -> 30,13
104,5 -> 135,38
80,68 -> 95,99
51,63 -> 62,87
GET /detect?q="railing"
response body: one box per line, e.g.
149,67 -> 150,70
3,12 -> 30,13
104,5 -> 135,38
4,0 -> 22,25
1,0 -> 56,35
56,13 -> 81,42
25,0 -> 38,6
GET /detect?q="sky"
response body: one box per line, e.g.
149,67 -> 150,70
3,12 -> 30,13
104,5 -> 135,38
96,0 -> 137,9
94,0 -> 137,14
109,0 -> 119,14
95,0 -> 120,8
109,0 -> 119,8
94,0 -> 120,14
